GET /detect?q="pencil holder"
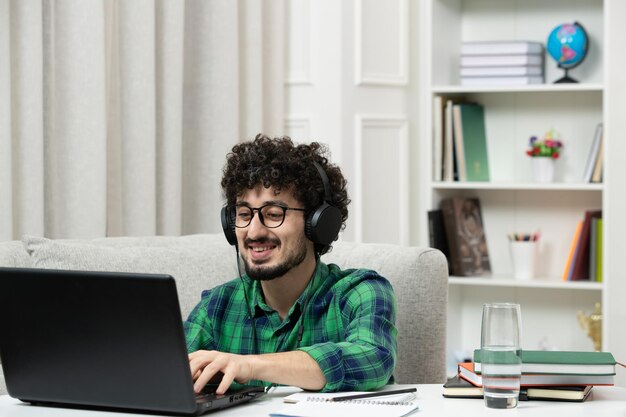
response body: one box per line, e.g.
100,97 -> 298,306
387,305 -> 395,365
509,241 -> 538,280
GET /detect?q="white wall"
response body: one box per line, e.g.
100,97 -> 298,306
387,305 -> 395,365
284,0 -> 418,246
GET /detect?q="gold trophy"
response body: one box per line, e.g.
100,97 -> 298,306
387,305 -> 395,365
577,302 -> 602,351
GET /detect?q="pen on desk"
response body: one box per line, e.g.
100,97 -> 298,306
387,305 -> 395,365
329,387 -> 417,402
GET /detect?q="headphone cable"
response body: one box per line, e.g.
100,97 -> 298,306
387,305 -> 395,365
235,246 -> 258,356
235,247 -> 317,392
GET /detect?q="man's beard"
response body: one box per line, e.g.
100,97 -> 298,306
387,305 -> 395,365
242,237 -> 308,281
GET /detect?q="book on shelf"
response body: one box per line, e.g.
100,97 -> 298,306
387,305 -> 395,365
571,210 -> 602,281
582,123 -> 603,182
432,96 -> 444,182
461,54 -> 543,67
443,375 -> 593,402
596,218 -> 603,282
473,349 -> 616,376
591,131 -> 604,183
458,362 -> 614,387
452,103 -> 490,182
461,76 -> 544,86
444,99 -> 454,181
440,197 -> 491,276
433,95 -> 460,182
461,41 -> 544,56
451,105 -> 467,181
460,66 -> 543,77
561,221 -> 583,281
433,95 -> 465,181
589,217 -> 600,281
427,209 -> 451,270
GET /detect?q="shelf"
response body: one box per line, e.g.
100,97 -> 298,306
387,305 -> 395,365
424,0 -> 617,378
431,182 -> 604,191
432,84 -> 604,94
449,276 -> 603,291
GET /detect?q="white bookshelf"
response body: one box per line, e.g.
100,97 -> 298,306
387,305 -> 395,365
432,182 -> 604,191
419,0 -> 618,376
448,277 -> 604,291
433,84 -> 604,94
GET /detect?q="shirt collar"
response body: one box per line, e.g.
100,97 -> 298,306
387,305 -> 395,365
246,260 -> 329,318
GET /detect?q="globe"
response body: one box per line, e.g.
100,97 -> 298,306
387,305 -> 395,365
546,22 -> 589,83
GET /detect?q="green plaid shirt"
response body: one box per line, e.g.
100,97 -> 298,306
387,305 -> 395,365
184,261 -> 397,392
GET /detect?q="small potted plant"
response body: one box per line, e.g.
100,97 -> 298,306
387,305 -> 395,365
526,130 -> 563,182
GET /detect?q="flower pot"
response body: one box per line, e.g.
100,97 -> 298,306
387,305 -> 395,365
532,157 -> 555,183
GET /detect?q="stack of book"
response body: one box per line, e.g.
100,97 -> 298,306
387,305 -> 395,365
460,41 -> 544,86
443,375 -> 594,402
444,349 -> 616,402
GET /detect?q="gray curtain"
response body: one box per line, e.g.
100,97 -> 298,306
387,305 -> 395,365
0,0 -> 285,241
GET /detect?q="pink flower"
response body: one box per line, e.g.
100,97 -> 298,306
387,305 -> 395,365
526,131 -> 564,158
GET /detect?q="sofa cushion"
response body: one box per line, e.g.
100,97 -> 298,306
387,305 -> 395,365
23,234 -> 237,319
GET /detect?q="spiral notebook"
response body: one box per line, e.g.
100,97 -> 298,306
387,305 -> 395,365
270,391 -> 419,417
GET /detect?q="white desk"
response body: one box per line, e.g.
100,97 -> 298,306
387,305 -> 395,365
1,385 -> 626,416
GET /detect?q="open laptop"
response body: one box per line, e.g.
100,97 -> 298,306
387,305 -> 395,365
0,267 -> 266,415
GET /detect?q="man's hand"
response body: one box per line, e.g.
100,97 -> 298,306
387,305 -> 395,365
188,350 -> 256,395
188,350 -> 326,394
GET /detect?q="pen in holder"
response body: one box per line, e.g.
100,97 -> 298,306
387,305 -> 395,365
508,232 -> 540,280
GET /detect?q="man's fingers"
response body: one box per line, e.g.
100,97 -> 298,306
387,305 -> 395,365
188,351 -> 254,394
215,372 -> 236,395
193,361 -> 224,393
191,369 -> 201,381
188,350 -> 215,378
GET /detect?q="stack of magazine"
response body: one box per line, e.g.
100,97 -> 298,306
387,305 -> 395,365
460,41 -> 545,86
443,349 -> 616,402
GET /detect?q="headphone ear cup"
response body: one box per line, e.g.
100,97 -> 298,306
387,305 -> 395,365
221,206 -> 238,246
305,202 -> 342,245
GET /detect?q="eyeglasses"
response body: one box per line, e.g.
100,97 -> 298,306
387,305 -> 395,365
232,204 -> 306,229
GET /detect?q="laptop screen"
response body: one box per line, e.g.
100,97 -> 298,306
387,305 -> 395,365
0,267 -> 264,415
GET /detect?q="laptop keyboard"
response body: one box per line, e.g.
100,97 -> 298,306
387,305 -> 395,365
195,386 -> 222,403
194,386 -> 266,408
195,392 -> 218,403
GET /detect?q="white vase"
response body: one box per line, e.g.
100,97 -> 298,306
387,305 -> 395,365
532,157 -> 555,183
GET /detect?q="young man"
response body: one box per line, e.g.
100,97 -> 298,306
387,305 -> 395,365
184,134 -> 397,394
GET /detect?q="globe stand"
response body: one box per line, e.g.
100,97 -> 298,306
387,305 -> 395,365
554,68 -> 579,84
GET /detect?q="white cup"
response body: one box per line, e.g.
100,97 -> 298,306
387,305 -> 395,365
509,241 -> 538,280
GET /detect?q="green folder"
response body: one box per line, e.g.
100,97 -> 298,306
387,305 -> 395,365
458,104 -> 490,182
473,349 -> 616,375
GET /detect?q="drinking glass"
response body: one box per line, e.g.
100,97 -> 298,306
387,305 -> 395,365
481,303 -> 522,409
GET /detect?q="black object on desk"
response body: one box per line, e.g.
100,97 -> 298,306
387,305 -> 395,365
331,387 -> 417,402
0,267 -> 266,416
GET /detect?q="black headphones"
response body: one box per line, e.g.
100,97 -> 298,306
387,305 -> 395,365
221,161 -> 342,248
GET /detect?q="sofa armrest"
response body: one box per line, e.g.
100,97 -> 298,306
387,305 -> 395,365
325,242 -> 448,384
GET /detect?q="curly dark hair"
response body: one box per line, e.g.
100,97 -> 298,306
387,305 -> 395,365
221,133 -> 350,255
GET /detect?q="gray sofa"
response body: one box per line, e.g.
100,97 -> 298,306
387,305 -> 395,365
0,234 -> 448,395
